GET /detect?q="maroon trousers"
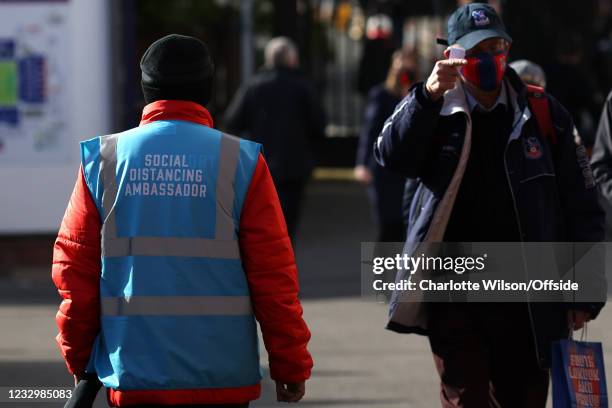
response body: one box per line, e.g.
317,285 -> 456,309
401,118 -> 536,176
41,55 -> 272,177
427,303 -> 549,408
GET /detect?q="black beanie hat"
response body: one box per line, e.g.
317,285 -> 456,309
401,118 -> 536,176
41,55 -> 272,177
140,34 -> 214,107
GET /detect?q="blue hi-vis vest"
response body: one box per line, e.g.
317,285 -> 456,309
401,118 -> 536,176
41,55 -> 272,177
80,119 -> 262,390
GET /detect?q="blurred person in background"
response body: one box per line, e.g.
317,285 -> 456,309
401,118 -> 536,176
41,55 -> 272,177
593,0 -> 612,102
375,3 -> 605,407
52,34 -> 312,407
224,37 -> 326,239
509,59 -> 547,88
357,13 -> 396,96
354,47 -> 418,242
590,89 -> 612,239
545,32 -> 600,150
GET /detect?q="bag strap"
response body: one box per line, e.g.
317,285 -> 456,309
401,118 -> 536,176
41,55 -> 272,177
526,84 -> 557,145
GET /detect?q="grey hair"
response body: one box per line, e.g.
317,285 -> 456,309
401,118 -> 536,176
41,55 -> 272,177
264,37 -> 299,68
509,59 -> 547,89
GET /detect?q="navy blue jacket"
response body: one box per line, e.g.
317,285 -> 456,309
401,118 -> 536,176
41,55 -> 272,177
356,84 -> 407,231
357,85 -> 401,169
224,68 -> 326,183
374,68 -> 606,367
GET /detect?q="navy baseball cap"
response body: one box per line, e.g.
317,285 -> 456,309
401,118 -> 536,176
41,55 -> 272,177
442,3 -> 512,50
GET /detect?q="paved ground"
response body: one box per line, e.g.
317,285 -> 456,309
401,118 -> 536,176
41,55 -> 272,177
0,180 -> 611,407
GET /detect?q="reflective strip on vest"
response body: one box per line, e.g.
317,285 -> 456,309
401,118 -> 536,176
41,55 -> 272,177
103,236 -> 239,258
101,296 -> 253,316
98,132 -> 241,259
100,134 -> 119,241
215,135 -> 240,241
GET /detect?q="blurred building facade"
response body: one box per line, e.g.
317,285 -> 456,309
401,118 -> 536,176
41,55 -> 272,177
3,0 -> 612,272
111,0 -> 612,162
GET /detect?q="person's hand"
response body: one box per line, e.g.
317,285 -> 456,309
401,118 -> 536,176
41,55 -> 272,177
275,381 -> 305,403
354,165 -> 373,185
73,374 -> 82,386
425,53 -> 467,101
568,310 -> 591,330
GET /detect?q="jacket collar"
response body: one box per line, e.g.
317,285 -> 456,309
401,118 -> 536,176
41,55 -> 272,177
465,80 -> 508,112
140,100 -> 214,127
506,76 -> 532,143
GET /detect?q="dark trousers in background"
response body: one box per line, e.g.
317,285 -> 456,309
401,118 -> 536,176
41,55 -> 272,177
427,303 -> 549,408
275,179 -> 306,238
368,168 -> 407,243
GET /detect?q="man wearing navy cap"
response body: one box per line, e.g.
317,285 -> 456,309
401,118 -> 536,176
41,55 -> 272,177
375,3 -> 605,407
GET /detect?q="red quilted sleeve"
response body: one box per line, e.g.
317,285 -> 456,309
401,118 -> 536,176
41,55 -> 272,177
239,154 -> 313,383
51,165 -> 102,376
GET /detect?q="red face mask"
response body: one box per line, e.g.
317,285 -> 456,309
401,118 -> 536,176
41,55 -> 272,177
461,51 -> 507,91
399,71 -> 412,88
